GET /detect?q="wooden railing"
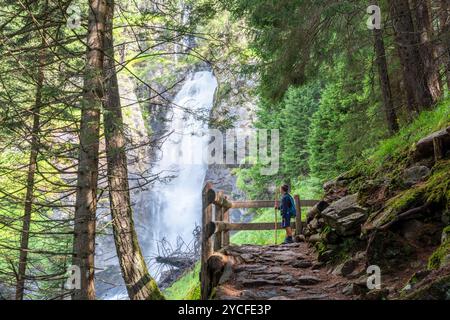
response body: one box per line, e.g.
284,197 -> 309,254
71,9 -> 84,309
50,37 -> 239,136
200,182 -> 319,300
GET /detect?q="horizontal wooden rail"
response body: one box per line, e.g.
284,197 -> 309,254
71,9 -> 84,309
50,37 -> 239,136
231,199 -> 318,209
207,221 -> 297,238
201,181 -> 320,300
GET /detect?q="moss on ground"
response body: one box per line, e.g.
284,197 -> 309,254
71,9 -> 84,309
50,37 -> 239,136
428,226 -> 450,270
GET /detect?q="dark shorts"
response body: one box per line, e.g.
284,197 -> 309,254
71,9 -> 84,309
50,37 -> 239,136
281,214 -> 291,228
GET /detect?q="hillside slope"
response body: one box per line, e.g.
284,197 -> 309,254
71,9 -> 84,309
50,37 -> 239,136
204,101 -> 450,300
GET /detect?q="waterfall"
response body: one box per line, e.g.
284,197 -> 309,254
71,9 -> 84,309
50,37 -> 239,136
141,70 -> 217,256
96,70 -> 217,300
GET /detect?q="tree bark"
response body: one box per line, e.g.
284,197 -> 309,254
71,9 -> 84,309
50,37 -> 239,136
412,0 -> 442,101
373,28 -> 399,134
15,39 -> 46,301
72,0 -> 107,300
389,0 -> 434,112
102,0 -> 164,300
440,0 -> 450,89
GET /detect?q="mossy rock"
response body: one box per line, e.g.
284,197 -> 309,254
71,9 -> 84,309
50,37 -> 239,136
403,274 -> 450,300
428,237 -> 450,270
363,160 -> 450,230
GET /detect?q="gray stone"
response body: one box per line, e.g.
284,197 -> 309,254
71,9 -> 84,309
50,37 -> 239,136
402,165 -> 430,186
341,259 -> 357,277
308,233 -> 321,243
297,275 -> 322,285
342,283 -> 355,296
293,260 -> 313,269
318,250 -> 334,263
310,218 -> 319,229
312,262 -> 325,270
218,262 -> 234,285
268,296 -> 293,300
321,194 -> 368,236
241,278 -> 280,287
240,253 -> 255,263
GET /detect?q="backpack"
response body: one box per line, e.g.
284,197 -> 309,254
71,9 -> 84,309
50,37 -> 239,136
284,194 -> 297,217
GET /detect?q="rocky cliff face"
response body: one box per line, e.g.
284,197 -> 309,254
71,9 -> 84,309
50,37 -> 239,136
205,65 -> 258,222
300,127 -> 450,299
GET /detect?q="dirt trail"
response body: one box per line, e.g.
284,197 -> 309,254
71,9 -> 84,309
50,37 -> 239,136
213,243 -> 352,300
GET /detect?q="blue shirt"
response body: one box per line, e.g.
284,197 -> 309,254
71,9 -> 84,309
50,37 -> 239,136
279,193 -> 292,217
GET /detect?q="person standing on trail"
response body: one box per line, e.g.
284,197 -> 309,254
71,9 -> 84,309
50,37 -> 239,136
274,184 -> 297,244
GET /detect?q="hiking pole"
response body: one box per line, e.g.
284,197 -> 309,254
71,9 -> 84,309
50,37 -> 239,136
274,189 -> 278,245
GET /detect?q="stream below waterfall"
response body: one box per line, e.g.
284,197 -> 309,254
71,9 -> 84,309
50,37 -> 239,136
96,70 -> 218,300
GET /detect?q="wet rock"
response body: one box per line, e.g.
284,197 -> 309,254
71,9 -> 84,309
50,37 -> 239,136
321,194 -> 368,236
402,166 -> 430,187
295,234 -> 306,242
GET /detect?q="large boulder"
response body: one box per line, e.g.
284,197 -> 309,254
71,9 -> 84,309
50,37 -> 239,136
321,194 -> 368,236
413,126 -> 450,161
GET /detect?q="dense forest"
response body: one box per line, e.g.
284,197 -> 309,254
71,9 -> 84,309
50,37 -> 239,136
0,0 -> 449,300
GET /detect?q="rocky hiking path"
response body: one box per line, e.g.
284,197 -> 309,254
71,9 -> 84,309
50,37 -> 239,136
212,243 -> 352,300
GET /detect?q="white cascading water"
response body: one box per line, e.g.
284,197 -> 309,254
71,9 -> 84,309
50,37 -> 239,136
96,71 -> 217,300
141,71 -> 217,256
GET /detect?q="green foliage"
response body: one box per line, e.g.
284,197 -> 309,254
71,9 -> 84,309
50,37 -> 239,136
164,263 -> 201,300
348,99 -> 450,193
428,233 -> 450,270
308,60 -> 387,181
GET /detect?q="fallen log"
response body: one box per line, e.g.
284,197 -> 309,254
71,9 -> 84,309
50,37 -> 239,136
155,256 -> 196,269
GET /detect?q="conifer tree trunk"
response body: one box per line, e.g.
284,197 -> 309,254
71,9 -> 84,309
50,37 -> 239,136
15,40 -> 46,301
412,0 -> 442,101
72,0 -> 107,300
440,0 -> 450,89
389,0 -> 434,112
373,28 -> 399,134
102,0 -> 164,300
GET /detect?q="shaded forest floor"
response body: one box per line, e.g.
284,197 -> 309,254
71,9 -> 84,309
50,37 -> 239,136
213,243 -> 348,300
210,242 -> 440,300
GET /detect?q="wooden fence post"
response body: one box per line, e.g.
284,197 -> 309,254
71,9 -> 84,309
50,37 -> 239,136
213,192 -> 224,251
222,208 -> 230,247
200,182 -> 215,300
294,195 -> 302,236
